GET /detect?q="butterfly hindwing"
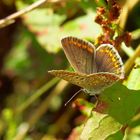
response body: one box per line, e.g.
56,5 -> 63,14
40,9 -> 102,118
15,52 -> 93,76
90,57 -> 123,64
61,37 -> 96,74
48,70 -> 119,94
95,44 -> 124,78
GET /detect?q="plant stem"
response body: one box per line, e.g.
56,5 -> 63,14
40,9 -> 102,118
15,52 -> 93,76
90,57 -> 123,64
16,77 -> 59,114
124,44 -> 140,75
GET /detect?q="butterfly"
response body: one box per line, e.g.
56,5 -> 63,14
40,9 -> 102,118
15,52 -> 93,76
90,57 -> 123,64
48,36 -> 124,95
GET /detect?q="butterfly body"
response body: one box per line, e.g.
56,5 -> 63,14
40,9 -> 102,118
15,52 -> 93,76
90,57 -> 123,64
48,36 -> 124,95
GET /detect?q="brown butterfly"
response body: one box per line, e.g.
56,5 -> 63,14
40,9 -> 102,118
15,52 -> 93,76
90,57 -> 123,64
49,36 -> 124,95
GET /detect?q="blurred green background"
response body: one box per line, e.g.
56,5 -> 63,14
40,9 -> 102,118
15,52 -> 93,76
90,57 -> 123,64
0,0 -> 140,140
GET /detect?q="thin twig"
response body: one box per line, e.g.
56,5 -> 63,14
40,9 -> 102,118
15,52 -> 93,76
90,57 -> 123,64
0,0 -> 48,28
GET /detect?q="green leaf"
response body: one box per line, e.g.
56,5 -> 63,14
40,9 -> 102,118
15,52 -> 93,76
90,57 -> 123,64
3,27 -> 59,79
106,130 -> 124,140
62,10 -> 102,39
123,126 -> 140,140
19,8 -> 65,53
101,82 -> 140,124
80,112 -> 122,140
125,58 -> 140,90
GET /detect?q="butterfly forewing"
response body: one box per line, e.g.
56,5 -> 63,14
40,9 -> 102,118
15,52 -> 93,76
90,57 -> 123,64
48,70 -> 120,94
95,44 -> 124,78
61,37 -> 96,74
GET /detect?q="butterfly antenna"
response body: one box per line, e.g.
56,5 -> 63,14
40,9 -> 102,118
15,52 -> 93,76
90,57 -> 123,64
65,89 -> 83,106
